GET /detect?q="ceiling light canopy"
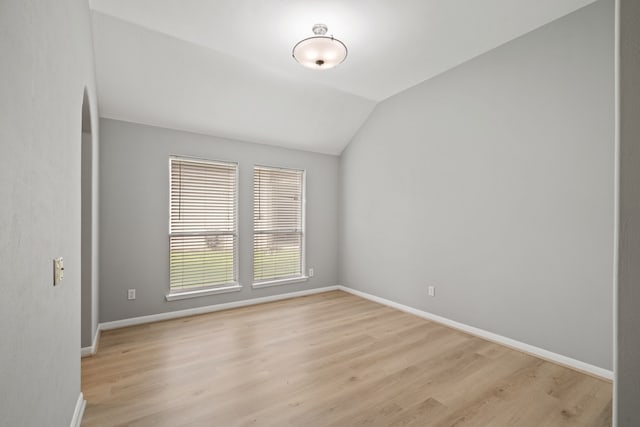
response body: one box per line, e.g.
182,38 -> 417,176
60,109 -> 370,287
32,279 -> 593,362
292,23 -> 347,70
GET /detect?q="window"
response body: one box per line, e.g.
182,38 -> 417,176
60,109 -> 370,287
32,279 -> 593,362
168,157 -> 239,299
253,166 -> 306,286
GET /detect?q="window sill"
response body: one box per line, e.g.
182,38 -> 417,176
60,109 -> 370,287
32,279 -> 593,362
252,276 -> 308,289
166,283 -> 242,301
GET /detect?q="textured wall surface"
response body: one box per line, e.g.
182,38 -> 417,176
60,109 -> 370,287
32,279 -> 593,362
616,0 -> 640,424
340,0 -> 614,370
0,0 -> 99,425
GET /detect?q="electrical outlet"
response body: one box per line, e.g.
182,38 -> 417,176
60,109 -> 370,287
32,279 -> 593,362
128,289 -> 136,300
309,267 -> 314,277
428,286 -> 435,297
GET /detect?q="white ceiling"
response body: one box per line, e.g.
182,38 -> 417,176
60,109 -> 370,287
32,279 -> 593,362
90,0 -> 597,155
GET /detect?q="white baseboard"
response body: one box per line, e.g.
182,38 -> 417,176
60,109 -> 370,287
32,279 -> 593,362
90,283 -> 611,381
338,286 -> 613,381
100,285 -> 340,331
81,326 -> 101,357
70,392 -> 86,427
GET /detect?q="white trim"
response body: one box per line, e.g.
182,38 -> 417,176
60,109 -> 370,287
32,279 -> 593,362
166,284 -> 242,301
252,276 -> 308,289
252,165 -> 306,286
92,284 -> 611,381
338,286 -> 613,381
80,326 -> 101,357
612,0 -> 621,424
70,392 -> 86,427
301,169 -> 307,282
168,156 -> 240,294
100,286 -> 339,330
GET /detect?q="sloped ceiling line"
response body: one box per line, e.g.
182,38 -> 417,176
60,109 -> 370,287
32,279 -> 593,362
90,0 -> 597,154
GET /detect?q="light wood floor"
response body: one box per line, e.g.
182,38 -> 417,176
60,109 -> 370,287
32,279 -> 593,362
82,291 -> 612,427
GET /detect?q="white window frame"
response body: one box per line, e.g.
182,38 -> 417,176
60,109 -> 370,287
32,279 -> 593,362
252,165 -> 307,289
166,155 -> 241,301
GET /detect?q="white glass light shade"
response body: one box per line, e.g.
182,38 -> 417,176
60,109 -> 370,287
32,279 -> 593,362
292,36 -> 347,70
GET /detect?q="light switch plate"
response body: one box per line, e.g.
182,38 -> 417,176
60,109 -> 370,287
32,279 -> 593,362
53,257 -> 64,286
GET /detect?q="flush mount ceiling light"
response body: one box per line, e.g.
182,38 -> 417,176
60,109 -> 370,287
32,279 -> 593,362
292,23 -> 347,70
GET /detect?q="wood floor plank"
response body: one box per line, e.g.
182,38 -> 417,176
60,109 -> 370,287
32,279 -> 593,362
81,291 -> 611,426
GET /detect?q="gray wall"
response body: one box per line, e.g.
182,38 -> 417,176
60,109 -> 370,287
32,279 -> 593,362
339,0 -> 614,370
616,0 -> 640,424
0,0 -> 99,426
99,119 -> 339,322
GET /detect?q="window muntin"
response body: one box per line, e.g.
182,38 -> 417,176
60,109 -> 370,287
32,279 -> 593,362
169,157 -> 238,293
253,166 -> 305,283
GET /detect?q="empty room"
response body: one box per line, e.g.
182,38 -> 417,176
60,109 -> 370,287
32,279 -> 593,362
2,0 -> 640,426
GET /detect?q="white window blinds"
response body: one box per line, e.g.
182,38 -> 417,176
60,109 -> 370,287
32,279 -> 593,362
169,157 -> 238,292
253,166 -> 305,283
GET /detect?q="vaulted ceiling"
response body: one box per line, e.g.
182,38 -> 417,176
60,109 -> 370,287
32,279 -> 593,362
90,0 -> 597,155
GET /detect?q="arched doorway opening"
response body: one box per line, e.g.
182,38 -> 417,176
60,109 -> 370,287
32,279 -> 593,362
81,88 -> 97,352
